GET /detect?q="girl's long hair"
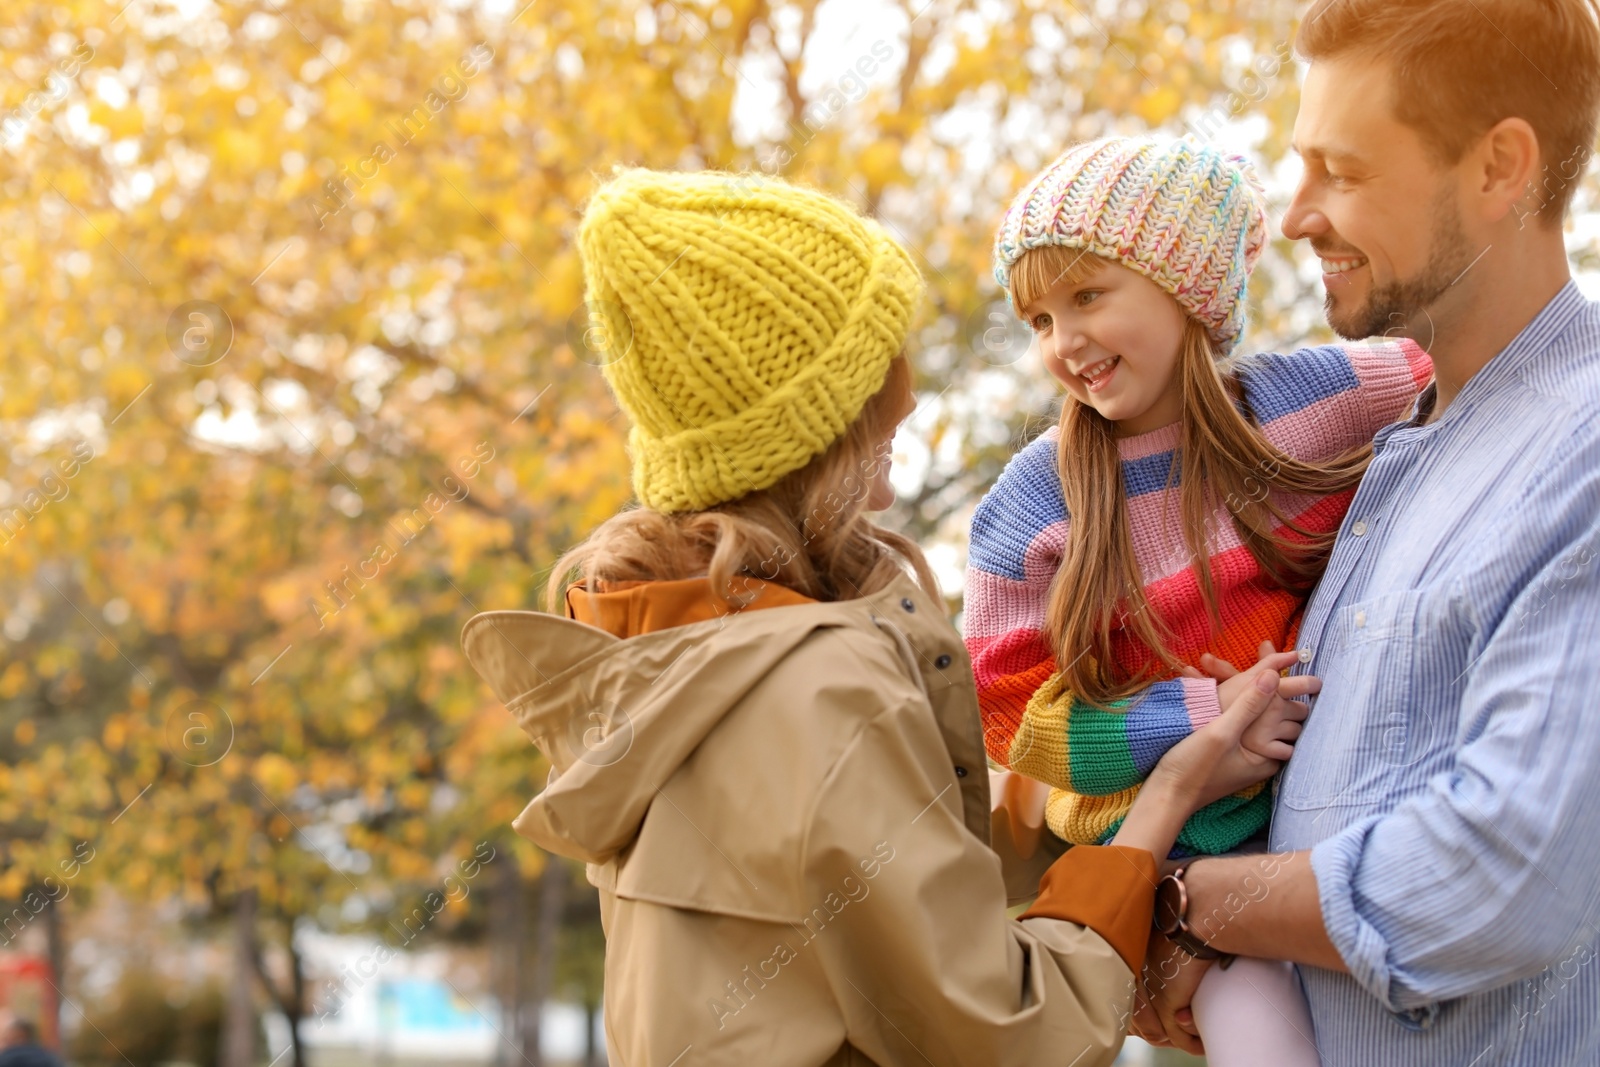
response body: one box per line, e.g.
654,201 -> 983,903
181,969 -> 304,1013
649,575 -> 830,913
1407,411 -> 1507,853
1010,246 -> 1373,706
545,355 -> 940,613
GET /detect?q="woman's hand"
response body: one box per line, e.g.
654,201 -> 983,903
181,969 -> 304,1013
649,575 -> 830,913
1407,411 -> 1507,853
1181,644 -> 1320,761
1153,666 -> 1288,808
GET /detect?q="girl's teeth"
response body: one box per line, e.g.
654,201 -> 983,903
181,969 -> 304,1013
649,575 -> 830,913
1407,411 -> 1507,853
1082,357 -> 1116,379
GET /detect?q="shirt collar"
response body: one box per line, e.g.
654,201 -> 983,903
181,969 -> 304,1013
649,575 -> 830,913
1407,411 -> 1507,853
1430,279 -> 1589,421
1369,281 -> 1586,453
1371,380 -> 1436,453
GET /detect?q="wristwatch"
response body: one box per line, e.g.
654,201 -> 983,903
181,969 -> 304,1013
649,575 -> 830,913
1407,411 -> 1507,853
1154,865 -> 1226,960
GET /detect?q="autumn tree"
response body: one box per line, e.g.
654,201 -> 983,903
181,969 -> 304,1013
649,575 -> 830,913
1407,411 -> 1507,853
4,0 -> 1597,1062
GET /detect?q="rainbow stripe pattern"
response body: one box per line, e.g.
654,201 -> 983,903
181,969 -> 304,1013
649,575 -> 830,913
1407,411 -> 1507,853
965,339 -> 1433,855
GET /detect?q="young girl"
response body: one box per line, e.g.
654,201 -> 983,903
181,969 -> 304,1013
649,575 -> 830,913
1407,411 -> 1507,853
967,137 -> 1432,1064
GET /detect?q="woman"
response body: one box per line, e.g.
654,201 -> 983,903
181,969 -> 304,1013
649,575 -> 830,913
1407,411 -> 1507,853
461,168 -> 1291,1065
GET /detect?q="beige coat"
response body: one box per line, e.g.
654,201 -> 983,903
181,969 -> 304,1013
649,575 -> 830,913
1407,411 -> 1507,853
461,572 -> 1141,1066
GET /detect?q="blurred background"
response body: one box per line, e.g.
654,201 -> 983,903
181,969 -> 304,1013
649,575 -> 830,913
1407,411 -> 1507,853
4,0 -> 1600,1064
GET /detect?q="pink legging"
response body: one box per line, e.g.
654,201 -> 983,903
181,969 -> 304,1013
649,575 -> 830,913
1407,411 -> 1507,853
1191,956 -> 1321,1066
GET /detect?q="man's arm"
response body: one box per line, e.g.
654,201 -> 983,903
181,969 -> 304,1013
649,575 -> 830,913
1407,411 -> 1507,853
1142,432 -> 1600,1053
1181,850 -> 1345,970
1295,454 -> 1600,1012
1153,434 -> 1600,1031
1133,850 -> 1346,1053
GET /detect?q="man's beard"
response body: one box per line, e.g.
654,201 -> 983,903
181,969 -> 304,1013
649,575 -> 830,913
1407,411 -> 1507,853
1325,188 -> 1477,341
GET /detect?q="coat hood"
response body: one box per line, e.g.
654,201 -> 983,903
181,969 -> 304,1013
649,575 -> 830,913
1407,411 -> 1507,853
460,573 -> 988,866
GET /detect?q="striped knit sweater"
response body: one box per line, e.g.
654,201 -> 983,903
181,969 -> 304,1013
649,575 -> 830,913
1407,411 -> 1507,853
965,339 -> 1433,855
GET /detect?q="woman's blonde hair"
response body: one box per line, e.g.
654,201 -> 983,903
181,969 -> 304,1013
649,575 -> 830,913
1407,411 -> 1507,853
546,356 -> 939,612
1010,246 -> 1372,706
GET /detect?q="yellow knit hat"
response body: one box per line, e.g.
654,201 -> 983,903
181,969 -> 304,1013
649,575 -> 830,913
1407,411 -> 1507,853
576,168 -> 925,514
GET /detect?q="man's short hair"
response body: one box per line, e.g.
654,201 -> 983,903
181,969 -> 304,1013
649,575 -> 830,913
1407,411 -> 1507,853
1298,0 -> 1600,220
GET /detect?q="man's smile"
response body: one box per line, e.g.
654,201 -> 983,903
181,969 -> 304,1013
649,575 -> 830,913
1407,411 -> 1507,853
1319,254 -> 1369,277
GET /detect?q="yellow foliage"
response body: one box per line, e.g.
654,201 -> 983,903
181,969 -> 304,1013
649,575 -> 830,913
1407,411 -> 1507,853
1135,85 -> 1184,126
0,0 -> 1349,928
254,753 -> 300,796
0,663 -> 28,699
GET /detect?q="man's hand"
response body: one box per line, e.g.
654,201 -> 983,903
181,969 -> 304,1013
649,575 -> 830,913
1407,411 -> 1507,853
1183,642 -> 1319,760
1131,933 -> 1212,1056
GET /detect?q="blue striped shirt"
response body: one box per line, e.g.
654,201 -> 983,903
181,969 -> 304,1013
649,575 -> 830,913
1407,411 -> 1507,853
1270,281 -> 1600,1065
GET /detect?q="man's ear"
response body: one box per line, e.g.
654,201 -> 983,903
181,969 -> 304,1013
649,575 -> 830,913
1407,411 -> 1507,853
1471,117 -> 1545,225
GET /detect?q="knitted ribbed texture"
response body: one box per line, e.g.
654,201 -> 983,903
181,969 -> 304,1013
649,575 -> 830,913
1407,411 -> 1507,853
1010,673 -> 1223,796
578,169 -> 925,513
993,136 -> 1268,354
966,340 -> 1434,856
1044,781 -> 1274,859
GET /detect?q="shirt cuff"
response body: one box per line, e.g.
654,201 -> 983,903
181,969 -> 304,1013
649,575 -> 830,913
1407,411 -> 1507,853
1311,815 -> 1406,1011
1021,844 -> 1159,972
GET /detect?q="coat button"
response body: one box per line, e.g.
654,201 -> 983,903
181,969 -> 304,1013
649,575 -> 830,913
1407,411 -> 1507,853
954,766 -> 968,778
935,654 -> 952,669
901,597 -> 915,613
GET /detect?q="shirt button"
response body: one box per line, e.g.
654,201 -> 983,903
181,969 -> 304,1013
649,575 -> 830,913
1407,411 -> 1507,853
1351,520 -> 1370,537
1394,1004 -> 1439,1031
1354,610 -> 1367,629
1298,648 -> 1314,664
935,654 -> 952,669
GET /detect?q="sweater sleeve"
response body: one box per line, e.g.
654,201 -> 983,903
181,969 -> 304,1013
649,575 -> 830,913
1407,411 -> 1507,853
1234,338 -> 1433,462
964,429 -> 1069,764
1010,672 -> 1222,796
964,430 -> 1220,777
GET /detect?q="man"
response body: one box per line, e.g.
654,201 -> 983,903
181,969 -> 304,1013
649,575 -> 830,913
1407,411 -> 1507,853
1133,0 -> 1600,1063
0,1015 -> 61,1067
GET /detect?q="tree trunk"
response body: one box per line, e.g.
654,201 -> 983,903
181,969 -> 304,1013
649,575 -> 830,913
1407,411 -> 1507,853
493,853 -> 526,1067
523,857 -> 566,1067
583,998 -> 601,1067
43,884 -> 64,1051
248,920 -> 307,1067
222,889 -> 257,1067
284,928 -> 306,1067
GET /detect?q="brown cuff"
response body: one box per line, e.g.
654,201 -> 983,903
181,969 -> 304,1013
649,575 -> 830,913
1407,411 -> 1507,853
1019,845 -> 1159,973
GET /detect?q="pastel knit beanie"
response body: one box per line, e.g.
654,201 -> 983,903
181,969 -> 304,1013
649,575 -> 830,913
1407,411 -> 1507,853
577,168 -> 925,514
992,136 -> 1268,354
